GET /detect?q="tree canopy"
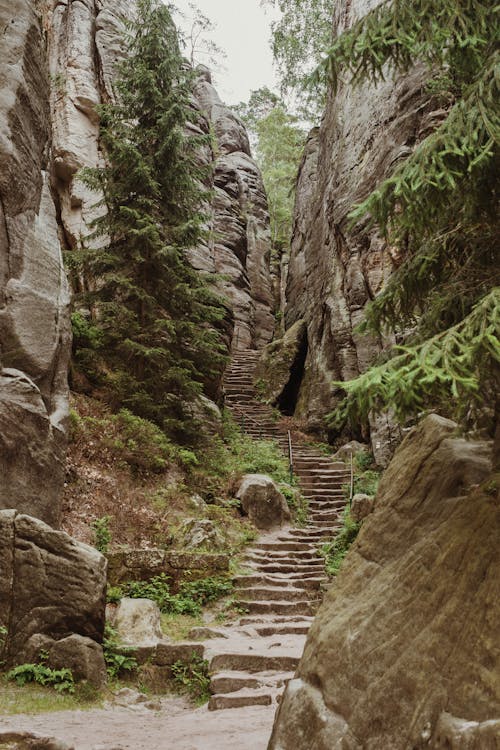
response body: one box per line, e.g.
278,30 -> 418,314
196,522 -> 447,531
235,87 -> 306,256
316,0 -> 499,428
73,0 -> 227,443
262,0 -> 334,121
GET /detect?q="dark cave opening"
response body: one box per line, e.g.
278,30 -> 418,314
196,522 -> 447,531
277,329 -> 308,416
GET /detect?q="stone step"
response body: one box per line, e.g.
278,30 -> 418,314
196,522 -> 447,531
246,562 -> 325,575
245,555 -> 322,567
254,623 -> 311,637
251,542 -> 316,552
209,652 -> 300,674
210,669 -> 292,696
236,599 -> 318,616
233,574 -> 326,590
235,586 -> 317,603
247,548 -> 321,560
238,615 -> 314,626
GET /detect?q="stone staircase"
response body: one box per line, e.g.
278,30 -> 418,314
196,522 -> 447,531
203,349 -> 350,711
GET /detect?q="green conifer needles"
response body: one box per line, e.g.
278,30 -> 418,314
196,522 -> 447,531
315,0 -> 499,426
330,289 -> 500,429
75,0 -> 226,442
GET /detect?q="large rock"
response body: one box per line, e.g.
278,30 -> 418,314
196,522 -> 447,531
253,319 -> 308,411
237,475 -> 291,530
109,598 -> 163,646
179,518 -> 226,551
0,510 -> 106,682
282,0 -> 446,462
268,415 -> 499,749
0,0 -> 71,525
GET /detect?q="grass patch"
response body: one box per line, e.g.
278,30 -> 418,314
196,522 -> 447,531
171,653 -> 211,705
321,508 -> 361,577
160,613 -> 204,641
0,677 -> 102,715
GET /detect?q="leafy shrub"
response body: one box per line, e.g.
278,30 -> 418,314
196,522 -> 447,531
118,574 -> 233,617
103,624 -> 137,680
91,515 -> 112,554
171,652 -> 210,704
355,450 -> 374,471
321,509 -> 361,577
6,661 -> 75,694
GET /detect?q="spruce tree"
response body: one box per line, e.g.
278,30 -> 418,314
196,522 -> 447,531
312,0 -> 499,428
74,0 -> 227,442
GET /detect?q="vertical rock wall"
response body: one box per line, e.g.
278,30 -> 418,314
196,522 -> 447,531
0,1 -> 274,523
0,0 -> 70,526
283,0 -> 444,463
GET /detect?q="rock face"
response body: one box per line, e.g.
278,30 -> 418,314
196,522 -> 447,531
0,510 -> 107,681
110,598 -> 163,647
281,0 -> 446,463
237,475 -> 291,530
106,548 -> 230,587
254,319 -> 308,412
268,414 -> 499,749
0,0 -> 71,526
179,518 -> 226,551
194,68 -> 275,351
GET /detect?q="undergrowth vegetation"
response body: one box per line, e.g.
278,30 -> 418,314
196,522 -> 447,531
321,509 -> 360,577
171,653 -> 211,705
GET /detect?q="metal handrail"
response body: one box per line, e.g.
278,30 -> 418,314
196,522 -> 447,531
349,451 -> 354,506
288,430 -> 294,483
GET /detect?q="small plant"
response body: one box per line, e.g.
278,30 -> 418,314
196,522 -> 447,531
6,659 -> 75,694
91,515 -> 112,554
103,624 -> 137,680
171,652 -> 211,705
279,483 -> 309,526
352,470 -> 380,497
120,574 -> 233,617
106,585 -> 123,604
355,450 -> 374,471
321,508 -> 361,577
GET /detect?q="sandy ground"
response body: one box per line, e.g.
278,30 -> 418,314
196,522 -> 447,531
0,697 -> 277,750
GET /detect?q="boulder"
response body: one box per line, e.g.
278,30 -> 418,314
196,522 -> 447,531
179,519 -> 225,551
268,415 -> 498,748
332,441 -> 370,464
110,598 -> 163,646
0,732 -> 73,750
20,633 -> 106,687
349,493 -> 374,523
237,475 -> 291,530
428,713 -> 500,749
0,510 -> 106,684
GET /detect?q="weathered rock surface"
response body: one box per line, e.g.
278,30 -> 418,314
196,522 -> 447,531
194,69 -> 275,351
179,518 -> 226,551
0,0 -> 71,525
0,732 -> 73,750
237,475 -> 291,531
428,712 -> 500,749
349,492 -> 374,523
268,414 -> 499,748
0,510 -> 106,681
254,319 -> 307,410
109,598 -> 163,647
282,0 -> 446,463
106,548 -> 229,587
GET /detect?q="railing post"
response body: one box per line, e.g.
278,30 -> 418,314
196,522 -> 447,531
349,451 -> 354,507
288,430 -> 294,483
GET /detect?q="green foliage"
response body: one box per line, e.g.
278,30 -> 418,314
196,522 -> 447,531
73,0 -> 227,443
314,0 -> 499,426
171,652 -> 210,704
354,450 -> 374,472
103,624 -> 138,680
330,290 -> 500,427
73,407 -> 181,474
279,483 -> 308,526
6,662 -> 75,694
91,515 -> 111,554
321,509 -> 360,577
352,470 -> 380,498
117,573 -> 233,617
262,0 -> 334,120
235,89 -> 306,256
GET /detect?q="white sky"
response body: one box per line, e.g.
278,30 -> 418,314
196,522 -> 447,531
171,0 -> 281,105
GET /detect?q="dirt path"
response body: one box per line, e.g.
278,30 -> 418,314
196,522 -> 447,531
0,698 -> 276,749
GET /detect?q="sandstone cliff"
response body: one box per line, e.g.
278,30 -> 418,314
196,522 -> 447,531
268,414 -> 500,748
280,0 -> 446,464
0,0 -> 274,525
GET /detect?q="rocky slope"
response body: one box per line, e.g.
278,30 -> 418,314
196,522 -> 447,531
268,414 -> 500,748
0,0 -> 274,525
280,0 -> 446,465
